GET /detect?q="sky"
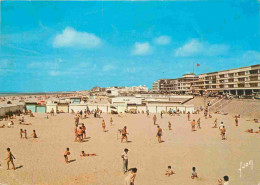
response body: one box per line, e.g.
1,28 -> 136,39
0,0 -> 260,92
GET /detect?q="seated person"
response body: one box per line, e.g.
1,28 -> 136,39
254,119 -> 259,123
31,130 -> 38,138
0,124 -> 5,128
191,167 -> 198,179
80,151 -> 97,157
245,129 -> 254,133
30,113 -> 35,117
165,166 -> 175,176
7,121 -> 14,128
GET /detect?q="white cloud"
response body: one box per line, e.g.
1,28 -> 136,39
53,27 -> 102,49
132,42 -> 152,56
102,64 -> 116,72
154,36 -> 171,45
174,39 -> 229,57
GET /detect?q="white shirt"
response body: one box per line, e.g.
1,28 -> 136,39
224,182 -> 229,185
122,152 -> 128,160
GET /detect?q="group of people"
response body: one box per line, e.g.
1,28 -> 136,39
20,129 -> 37,139
64,148 -> 98,164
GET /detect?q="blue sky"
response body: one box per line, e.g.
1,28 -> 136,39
0,0 -> 260,92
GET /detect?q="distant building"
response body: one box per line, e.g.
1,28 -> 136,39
176,73 -> 198,94
152,74 -> 197,94
191,64 -> 260,95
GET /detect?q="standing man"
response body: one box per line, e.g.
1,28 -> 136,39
221,126 -> 226,140
187,112 -> 191,121
156,125 -> 162,143
121,126 -> 129,143
121,148 -> 129,174
153,115 -> 157,125
161,111 -> 163,119
5,148 -> 15,170
235,117 -> 238,127
191,120 -> 196,131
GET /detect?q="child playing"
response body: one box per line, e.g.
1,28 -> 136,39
64,148 -> 70,164
191,167 -> 198,179
165,166 -> 175,176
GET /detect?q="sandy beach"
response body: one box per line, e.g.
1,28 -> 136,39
0,111 -> 259,185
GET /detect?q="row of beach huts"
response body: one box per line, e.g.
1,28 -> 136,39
0,96 -> 196,116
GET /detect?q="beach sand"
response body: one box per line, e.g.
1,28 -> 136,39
0,112 -> 259,185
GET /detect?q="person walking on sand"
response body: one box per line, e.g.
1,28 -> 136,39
161,111 -> 163,119
5,148 -> 15,170
191,120 -> 196,131
221,126 -> 226,140
24,129 -> 27,139
110,117 -> 113,126
121,148 -> 129,173
124,168 -> 137,185
197,118 -> 201,129
77,127 -> 83,142
156,125 -> 162,143
20,129 -> 24,139
102,119 -> 106,132
74,126 -> 78,142
212,118 -> 218,128
153,115 -> 157,125
64,148 -> 70,164
235,117 -> 238,127
121,126 -> 129,143
187,112 -> 191,121
168,121 -> 172,130
82,123 -> 86,139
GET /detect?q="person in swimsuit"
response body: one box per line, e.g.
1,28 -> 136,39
110,117 -> 113,126
74,126 -> 78,142
24,129 -> 27,139
187,112 -> 191,121
82,124 -> 86,139
124,168 -> 137,185
235,117 -> 238,127
197,118 -> 201,129
191,167 -> 198,179
221,126 -> 226,140
64,148 -> 70,163
0,124 -> 5,128
191,120 -> 196,131
212,118 -> 218,128
168,121 -> 171,130
77,127 -> 83,142
156,126 -> 162,143
101,120 -> 106,132
165,166 -> 175,176
5,148 -> 15,170
20,129 -> 24,139
80,151 -> 97,157
153,115 -> 157,125
31,130 -> 37,138
121,126 -> 129,143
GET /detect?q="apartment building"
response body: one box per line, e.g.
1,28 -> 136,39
152,80 -> 160,92
151,74 -> 198,94
176,73 -> 198,94
191,64 -> 260,95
